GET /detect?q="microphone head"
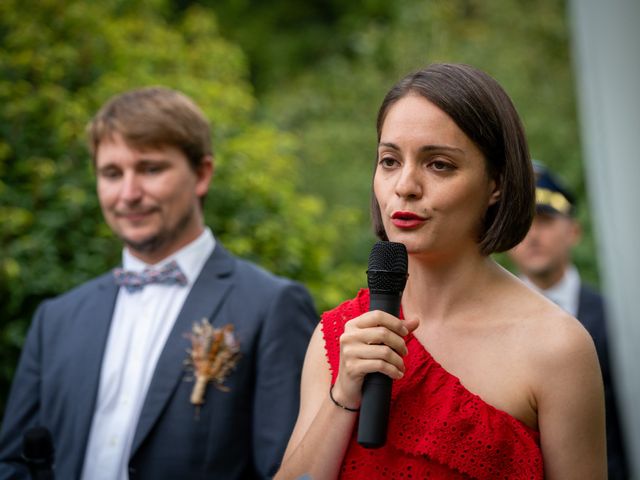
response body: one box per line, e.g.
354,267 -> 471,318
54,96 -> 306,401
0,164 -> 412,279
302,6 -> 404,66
367,241 -> 408,294
22,426 -> 54,464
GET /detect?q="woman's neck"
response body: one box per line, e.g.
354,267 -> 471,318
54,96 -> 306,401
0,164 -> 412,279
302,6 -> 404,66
401,251 -> 502,324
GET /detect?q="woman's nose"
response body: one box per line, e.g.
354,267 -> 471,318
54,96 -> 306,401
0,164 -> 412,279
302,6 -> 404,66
395,163 -> 423,199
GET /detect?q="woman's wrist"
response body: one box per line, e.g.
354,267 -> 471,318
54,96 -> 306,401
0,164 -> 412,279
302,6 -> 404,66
329,384 -> 360,412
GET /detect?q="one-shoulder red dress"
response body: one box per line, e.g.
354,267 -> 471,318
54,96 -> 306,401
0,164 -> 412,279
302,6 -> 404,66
321,289 -> 544,479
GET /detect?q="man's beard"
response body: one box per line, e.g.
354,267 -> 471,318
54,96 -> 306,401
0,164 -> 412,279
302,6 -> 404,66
524,259 -> 563,284
121,208 -> 195,256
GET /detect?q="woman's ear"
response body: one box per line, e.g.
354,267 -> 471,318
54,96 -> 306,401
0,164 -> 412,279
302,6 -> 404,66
488,176 -> 502,206
489,188 -> 501,206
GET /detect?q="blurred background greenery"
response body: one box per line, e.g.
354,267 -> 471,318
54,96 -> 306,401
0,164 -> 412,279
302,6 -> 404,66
0,0 -> 595,411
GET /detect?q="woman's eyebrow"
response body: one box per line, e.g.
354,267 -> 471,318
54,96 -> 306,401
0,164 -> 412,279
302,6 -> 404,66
378,141 -> 463,154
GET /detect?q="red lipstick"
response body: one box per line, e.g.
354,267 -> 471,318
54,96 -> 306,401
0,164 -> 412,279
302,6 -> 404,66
391,211 -> 427,229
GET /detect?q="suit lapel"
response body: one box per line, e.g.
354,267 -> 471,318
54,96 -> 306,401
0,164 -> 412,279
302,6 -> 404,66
131,246 -> 235,454
72,274 -> 120,476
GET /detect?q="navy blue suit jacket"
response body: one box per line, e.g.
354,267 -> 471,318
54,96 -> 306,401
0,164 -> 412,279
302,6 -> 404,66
577,284 -> 629,479
0,244 -> 317,479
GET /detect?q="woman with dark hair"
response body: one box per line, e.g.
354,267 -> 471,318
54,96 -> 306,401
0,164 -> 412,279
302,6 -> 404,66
276,64 -> 605,479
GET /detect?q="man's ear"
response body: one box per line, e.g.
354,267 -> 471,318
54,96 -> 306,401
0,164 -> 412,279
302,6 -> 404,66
569,218 -> 582,247
195,155 -> 214,197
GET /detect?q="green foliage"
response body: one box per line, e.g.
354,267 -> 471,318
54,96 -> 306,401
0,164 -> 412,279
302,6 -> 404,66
191,0 -> 397,93
1,0 -> 597,413
251,0 -> 596,281
0,0 -> 360,410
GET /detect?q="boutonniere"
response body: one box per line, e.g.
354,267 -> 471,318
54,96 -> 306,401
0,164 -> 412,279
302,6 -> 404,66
185,318 -> 240,409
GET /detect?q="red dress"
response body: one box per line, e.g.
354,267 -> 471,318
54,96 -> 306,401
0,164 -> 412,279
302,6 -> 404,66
321,289 -> 544,479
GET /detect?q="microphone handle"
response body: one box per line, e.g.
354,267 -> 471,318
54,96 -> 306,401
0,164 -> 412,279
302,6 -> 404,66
357,292 -> 402,448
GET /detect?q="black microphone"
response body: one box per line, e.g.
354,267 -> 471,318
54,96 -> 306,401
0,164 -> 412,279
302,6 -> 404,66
22,427 -> 55,480
357,241 -> 408,448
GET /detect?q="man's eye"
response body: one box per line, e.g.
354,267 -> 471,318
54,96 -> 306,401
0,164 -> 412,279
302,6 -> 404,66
100,169 -> 121,179
142,165 -> 164,174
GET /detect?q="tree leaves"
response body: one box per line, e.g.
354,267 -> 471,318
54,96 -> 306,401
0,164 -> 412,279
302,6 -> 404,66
0,0 -> 360,408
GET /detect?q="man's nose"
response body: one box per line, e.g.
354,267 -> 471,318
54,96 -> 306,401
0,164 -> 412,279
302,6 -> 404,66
120,173 -> 143,202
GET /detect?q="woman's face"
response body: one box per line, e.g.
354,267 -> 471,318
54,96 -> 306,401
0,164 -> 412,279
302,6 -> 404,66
374,94 -> 499,259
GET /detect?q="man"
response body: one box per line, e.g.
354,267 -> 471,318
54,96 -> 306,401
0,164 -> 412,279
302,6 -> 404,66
509,162 -> 629,479
0,87 -> 318,479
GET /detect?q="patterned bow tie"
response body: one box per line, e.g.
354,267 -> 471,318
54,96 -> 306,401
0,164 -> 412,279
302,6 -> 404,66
114,260 -> 188,293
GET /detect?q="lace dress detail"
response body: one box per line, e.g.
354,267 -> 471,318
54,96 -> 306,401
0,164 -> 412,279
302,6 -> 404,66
321,289 -> 544,479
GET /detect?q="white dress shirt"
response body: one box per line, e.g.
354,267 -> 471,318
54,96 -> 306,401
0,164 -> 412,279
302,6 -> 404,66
81,228 -> 215,480
521,264 -> 581,317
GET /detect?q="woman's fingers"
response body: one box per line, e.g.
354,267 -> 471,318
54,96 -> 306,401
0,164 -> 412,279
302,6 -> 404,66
341,343 -> 406,377
338,311 -> 412,377
348,310 -> 409,336
345,358 -> 405,380
341,326 -> 408,357
342,311 -> 411,355
403,315 -> 420,333
334,310 -> 416,405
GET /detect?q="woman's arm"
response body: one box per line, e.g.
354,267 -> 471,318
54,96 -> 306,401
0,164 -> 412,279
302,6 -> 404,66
275,324 -> 356,480
536,314 -> 607,479
276,312 -> 414,480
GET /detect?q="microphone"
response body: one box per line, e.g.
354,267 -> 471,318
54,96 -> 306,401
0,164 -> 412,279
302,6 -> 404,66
22,427 -> 55,480
357,241 -> 408,448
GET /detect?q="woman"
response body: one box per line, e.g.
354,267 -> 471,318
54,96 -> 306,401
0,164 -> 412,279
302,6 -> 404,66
276,64 -> 606,479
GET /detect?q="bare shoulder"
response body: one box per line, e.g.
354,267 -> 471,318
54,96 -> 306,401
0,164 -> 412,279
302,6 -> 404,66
519,287 -> 593,363
499,277 -> 600,388
498,281 -> 606,477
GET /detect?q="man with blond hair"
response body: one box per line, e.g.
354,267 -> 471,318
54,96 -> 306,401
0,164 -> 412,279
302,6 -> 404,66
0,87 -> 317,479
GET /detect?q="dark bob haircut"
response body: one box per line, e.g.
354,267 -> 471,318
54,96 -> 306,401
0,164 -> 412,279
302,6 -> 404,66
371,63 -> 535,255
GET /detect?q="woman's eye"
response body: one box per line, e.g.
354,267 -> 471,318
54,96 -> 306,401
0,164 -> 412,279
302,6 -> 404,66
430,160 -> 452,171
379,157 -> 397,168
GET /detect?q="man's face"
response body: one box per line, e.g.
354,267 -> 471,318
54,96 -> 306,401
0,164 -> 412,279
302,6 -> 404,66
95,132 -> 212,264
509,211 -> 581,283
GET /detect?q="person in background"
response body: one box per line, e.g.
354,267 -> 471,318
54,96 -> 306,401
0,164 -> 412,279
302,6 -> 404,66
508,161 -> 629,479
276,63 -> 606,480
0,86 -> 318,479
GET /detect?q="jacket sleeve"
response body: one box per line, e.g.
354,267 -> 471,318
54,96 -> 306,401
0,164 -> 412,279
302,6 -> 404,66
0,302 -> 49,480
251,281 -> 318,478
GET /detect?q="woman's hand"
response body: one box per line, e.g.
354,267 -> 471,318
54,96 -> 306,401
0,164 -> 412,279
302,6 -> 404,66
331,312 -> 419,410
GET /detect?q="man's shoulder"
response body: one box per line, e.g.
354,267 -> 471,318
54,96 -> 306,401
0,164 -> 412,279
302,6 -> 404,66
578,282 -> 604,304
218,247 -> 298,292
577,281 -> 606,319
215,248 -> 316,313
575,282 -> 609,345
212,249 -> 317,330
42,270 -> 116,309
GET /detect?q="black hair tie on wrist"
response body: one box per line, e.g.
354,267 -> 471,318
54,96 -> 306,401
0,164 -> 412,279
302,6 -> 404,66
329,385 -> 360,412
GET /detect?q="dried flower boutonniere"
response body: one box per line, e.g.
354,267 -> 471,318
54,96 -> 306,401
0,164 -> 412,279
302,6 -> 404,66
185,318 -> 240,409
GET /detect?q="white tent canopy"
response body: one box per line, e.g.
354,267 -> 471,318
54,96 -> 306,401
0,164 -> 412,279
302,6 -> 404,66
568,0 -> 640,476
